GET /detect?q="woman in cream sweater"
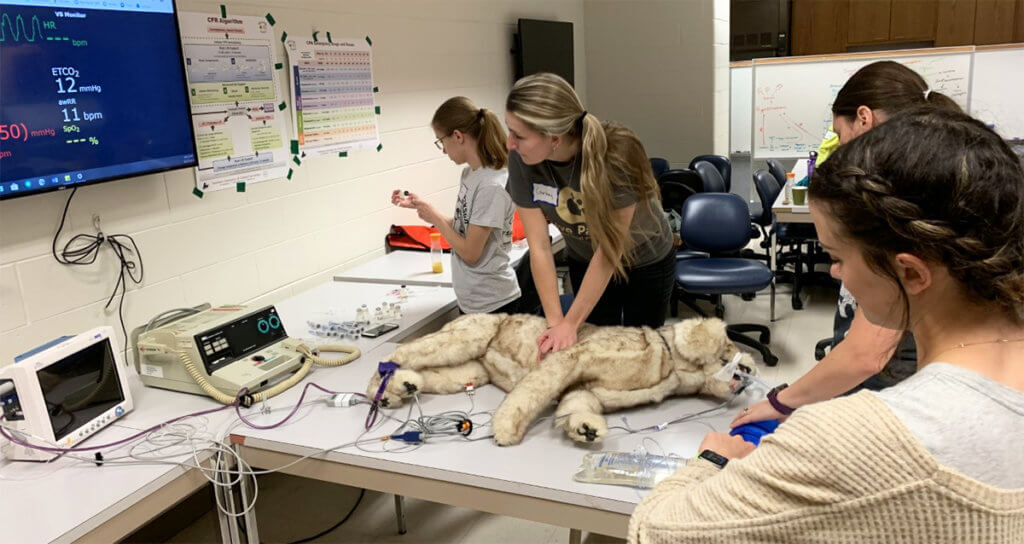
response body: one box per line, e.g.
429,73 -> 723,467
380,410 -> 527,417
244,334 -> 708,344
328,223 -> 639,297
628,108 -> 1024,542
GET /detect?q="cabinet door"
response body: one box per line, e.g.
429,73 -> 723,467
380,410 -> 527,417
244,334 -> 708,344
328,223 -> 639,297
792,0 -> 850,55
849,0 -> 893,43
1015,0 -> 1024,41
936,0 -> 977,45
891,0 -> 938,41
974,0 -> 1017,44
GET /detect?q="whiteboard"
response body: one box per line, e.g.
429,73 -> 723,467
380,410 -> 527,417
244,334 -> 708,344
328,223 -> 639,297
751,51 -> 972,158
730,65 -> 752,154
969,47 -> 1024,141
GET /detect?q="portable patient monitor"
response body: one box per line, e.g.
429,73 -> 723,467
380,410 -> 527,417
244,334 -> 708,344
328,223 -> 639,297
135,305 -> 306,402
0,327 -> 134,461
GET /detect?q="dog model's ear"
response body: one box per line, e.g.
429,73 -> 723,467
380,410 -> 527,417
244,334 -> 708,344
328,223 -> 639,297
672,317 -> 730,361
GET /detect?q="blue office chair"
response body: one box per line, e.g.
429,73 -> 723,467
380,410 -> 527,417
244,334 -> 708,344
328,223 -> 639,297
689,155 -> 730,192
754,168 -> 832,311
766,158 -> 787,187
693,161 -> 727,193
674,193 -> 778,366
649,157 -> 670,180
657,169 -> 704,195
659,181 -> 698,218
660,180 -> 709,265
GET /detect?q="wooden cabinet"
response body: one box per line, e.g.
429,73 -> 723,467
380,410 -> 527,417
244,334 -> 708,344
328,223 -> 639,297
1017,0 -> 1024,40
891,0 -> 938,41
792,0 -> 850,55
791,0 -> 1022,53
936,0 -> 978,45
975,0 -> 1017,43
849,0 -> 893,43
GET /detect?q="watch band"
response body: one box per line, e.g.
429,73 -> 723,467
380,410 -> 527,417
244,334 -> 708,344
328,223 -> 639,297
698,449 -> 729,469
767,383 -> 795,416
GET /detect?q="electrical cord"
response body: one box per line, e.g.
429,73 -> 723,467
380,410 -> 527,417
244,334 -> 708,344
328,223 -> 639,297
51,186 -> 144,344
283,488 -> 365,544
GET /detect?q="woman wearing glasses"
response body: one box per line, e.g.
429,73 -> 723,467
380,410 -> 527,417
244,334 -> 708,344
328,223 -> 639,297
393,97 -> 521,314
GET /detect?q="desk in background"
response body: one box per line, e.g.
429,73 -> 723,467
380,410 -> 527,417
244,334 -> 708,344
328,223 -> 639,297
768,159 -> 815,321
334,224 -> 564,287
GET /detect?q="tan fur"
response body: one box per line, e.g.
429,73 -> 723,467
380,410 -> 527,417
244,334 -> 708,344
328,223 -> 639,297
367,314 -> 755,445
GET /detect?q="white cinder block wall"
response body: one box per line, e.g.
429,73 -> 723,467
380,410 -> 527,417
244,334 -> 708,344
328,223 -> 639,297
0,0 -> 587,367
713,0 -> 730,157
583,0 -> 721,168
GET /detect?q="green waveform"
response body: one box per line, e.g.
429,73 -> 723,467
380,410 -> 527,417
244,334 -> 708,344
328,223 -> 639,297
0,13 -> 49,43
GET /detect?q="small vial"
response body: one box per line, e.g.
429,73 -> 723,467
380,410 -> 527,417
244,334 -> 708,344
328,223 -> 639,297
430,233 -> 443,274
399,285 -> 409,302
783,172 -> 795,205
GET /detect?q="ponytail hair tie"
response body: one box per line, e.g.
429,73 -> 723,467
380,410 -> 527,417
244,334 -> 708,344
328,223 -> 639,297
577,110 -> 588,125
477,108 -> 485,119
923,88 -> 932,100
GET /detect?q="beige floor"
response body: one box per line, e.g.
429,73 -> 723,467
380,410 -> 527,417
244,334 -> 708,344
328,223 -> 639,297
163,282 -> 838,544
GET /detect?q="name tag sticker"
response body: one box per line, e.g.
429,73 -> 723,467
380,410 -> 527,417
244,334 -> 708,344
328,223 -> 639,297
533,183 -> 558,205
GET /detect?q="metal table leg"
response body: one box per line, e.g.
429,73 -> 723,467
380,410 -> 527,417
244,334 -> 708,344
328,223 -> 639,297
233,443 -> 260,544
770,225 -> 777,322
394,494 -> 407,534
215,449 -> 242,544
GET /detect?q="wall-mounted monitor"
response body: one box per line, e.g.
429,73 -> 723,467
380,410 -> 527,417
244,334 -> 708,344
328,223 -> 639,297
0,0 -> 196,200
515,19 -> 574,86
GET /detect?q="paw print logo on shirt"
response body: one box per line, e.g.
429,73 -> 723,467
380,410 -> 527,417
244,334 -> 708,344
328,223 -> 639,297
557,186 -> 586,224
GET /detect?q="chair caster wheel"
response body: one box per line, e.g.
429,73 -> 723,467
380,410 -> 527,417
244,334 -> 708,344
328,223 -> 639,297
741,292 -> 755,301
792,298 -> 803,310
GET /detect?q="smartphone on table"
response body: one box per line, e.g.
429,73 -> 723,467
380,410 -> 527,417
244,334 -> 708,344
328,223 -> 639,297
361,323 -> 399,338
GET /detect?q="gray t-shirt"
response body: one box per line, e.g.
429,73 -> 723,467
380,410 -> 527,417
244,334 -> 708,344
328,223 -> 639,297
507,150 -> 673,266
451,166 -> 521,314
874,362 -> 1024,489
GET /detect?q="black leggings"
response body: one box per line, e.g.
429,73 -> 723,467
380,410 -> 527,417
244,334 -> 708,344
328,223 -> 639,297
567,250 -> 675,327
459,297 -> 520,315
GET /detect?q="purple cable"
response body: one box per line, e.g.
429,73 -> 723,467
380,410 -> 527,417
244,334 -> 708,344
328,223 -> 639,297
0,382 -> 370,455
0,404 -> 233,454
234,382 -> 367,430
365,362 -> 399,430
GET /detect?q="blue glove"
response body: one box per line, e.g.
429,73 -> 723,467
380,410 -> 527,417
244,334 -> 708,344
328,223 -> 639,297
729,419 -> 780,446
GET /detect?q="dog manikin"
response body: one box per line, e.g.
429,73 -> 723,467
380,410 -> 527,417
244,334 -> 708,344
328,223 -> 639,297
366,313 -> 754,446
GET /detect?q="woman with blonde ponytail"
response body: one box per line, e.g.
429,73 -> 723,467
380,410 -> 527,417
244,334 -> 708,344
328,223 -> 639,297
393,96 -> 521,314
505,73 -> 674,359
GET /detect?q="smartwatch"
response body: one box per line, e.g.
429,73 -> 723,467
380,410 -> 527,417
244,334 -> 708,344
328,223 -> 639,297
767,383 -> 796,416
698,449 -> 729,469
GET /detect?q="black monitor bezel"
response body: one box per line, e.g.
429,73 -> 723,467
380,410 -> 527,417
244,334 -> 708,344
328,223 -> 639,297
0,0 -> 198,201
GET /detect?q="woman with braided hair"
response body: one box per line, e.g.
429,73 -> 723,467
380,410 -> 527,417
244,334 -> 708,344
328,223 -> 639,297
630,107 -> 1024,542
732,60 -> 964,427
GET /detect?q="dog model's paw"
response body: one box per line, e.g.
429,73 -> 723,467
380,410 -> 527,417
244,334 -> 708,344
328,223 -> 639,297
566,412 -> 607,443
376,388 -> 403,409
377,369 -> 422,408
492,407 -> 528,446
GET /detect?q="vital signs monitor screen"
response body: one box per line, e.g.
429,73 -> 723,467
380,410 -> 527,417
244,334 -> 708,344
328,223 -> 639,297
0,0 -> 196,200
